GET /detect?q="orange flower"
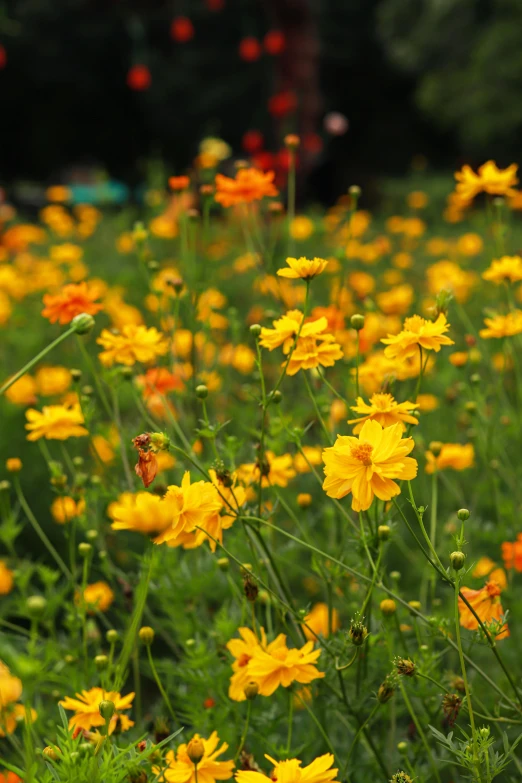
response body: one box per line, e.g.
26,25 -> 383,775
136,367 -> 184,398
215,168 -> 278,207
458,580 -> 509,639
42,282 -> 103,325
169,176 -> 190,191
501,533 -> 522,572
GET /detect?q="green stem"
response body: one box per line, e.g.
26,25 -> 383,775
235,700 -> 252,761
454,573 -> 480,780
286,688 -> 294,754
146,645 -> 178,722
303,372 -> 332,444
1,325 -> 76,395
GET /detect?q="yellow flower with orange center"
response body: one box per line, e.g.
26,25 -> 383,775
425,443 -> 474,474
153,472 -> 222,546
97,324 -> 168,367
156,731 -> 234,783
277,257 -> 328,281
322,420 -> 417,512
227,626 -> 281,702
479,311 -> 522,339
348,393 -> 418,434
235,754 -> 339,783
482,256 -> 522,285
41,281 -> 103,325
25,404 -> 88,441
458,581 -> 509,640
59,688 -> 134,733
381,313 -> 454,361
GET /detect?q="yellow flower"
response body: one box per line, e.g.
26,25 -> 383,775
455,160 -> 518,203
322,420 -> 417,511
425,443 -> 474,473
227,627 -> 283,702
235,754 -> 339,783
237,451 -> 296,489
302,603 -> 340,640
157,731 -> 234,783
247,639 -> 325,697
35,366 -> 72,396
25,404 -> 88,441
376,285 -> 414,316
277,257 -> 328,281
348,270 -> 374,298
479,311 -> 522,339
426,260 -> 477,303
97,325 -> 168,367
0,562 -> 14,595
153,472 -> 223,546
294,446 -> 323,473
51,496 -> 85,525
407,191 -> 428,209
348,393 -> 418,434
482,256 -> 522,285
449,351 -> 468,368
4,375 -> 37,406
381,313 -> 454,361
91,434 -> 115,464
290,216 -> 315,240
50,243 -> 83,264
287,333 -> 343,376
81,582 -> 115,613
59,688 -> 134,733
472,557 -> 497,579
457,233 -> 483,256
0,661 -> 37,737
6,458 -> 22,473
109,492 -> 174,536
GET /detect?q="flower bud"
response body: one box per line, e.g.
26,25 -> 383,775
349,185 -> 361,198
284,134 -> 300,149
244,681 -> 259,700
72,456 -> 84,468
457,508 -> 470,521
147,260 -> 160,272
186,737 -> 205,765
71,368 -> 82,382
249,324 -> 262,337
43,746 -> 59,761
27,595 -> 47,618
106,629 -> 119,644
350,313 -> 365,331
348,619 -> 368,647
6,458 -> 22,472
72,313 -> 95,335
0,480 -> 11,491
408,600 -> 421,614
297,493 -> 312,508
120,366 -> 133,380
78,542 -> 92,558
450,551 -> 466,571
380,599 -> 396,616
395,657 -> 415,677
99,699 -> 115,722
270,390 -> 282,405
397,741 -> 408,755
378,524 -> 391,541
195,384 -> 208,399
429,441 -> 443,456
390,772 -> 413,783
390,571 -> 401,581
377,676 -> 395,704
217,557 -> 229,572
86,529 -> 98,541
138,626 -> 155,646
243,573 -> 258,602
94,654 -> 109,671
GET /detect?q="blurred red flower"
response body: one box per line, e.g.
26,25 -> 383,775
239,37 -> 262,62
242,130 -> 264,154
268,91 -> 297,117
127,64 -> 151,91
170,17 -> 194,43
264,30 -> 286,55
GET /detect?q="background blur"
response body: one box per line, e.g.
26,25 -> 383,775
2,0 -> 522,201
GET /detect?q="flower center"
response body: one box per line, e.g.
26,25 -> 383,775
350,442 -> 374,466
238,653 -> 251,668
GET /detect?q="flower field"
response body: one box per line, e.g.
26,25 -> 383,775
2,152 -> 522,783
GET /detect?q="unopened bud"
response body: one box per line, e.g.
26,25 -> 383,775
106,629 -> 119,644
350,314 -> 365,331
457,508 -> 470,521
244,681 -> 259,700
27,595 -> 47,617
78,542 -> 92,558
377,676 -> 396,704
250,323 -> 262,337
429,441 -> 443,456
138,626 -> 155,646
72,313 -> 95,335
95,654 -> 109,671
99,699 -> 115,722
186,737 -> 205,765
196,385 -> 208,399
450,551 -> 466,571
297,493 -> 312,508
395,657 -> 416,677
349,185 -> 361,198
217,557 -> 229,572
43,746 -> 59,761
378,524 -> 391,541
380,599 -> 396,616
349,619 -> 368,647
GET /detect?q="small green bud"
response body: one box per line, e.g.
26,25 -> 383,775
378,524 -> 391,541
457,508 -> 470,521
138,626 -> 155,646
470,373 -> 480,385
120,366 -> 133,380
106,629 -> 119,644
43,746 -> 59,761
27,595 -> 47,617
269,390 -> 282,405
349,185 -> 361,198
244,681 -> 259,700
250,324 -> 262,337
72,456 -> 84,467
72,313 -> 95,335
147,260 -> 159,272
217,557 -> 229,572
99,699 -> 115,722
86,529 -> 98,541
350,313 -> 365,331
94,654 -> 109,671
78,542 -> 92,558
196,384 -> 208,399
71,368 -> 82,382
397,741 -> 408,755
0,480 -> 11,491
450,551 -> 466,571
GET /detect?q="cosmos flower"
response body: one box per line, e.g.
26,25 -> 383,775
381,314 -> 454,361
237,451 -> 296,489
157,732 -> 234,783
109,492 -> 175,536
59,688 -> 134,734
454,160 -> 518,204
227,627 -> 285,702
479,311 -> 522,339
235,754 -> 339,783
501,533 -> 522,572
97,325 -> 169,367
247,639 -> 325,697
50,496 -> 85,525
80,582 -> 115,613
215,169 -> 278,207
277,257 -> 328,281
153,472 -> 222,546
425,443 -> 474,473
0,563 -> 14,596
25,404 -> 88,441
482,256 -> 522,285
322,420 -> 417,512
41,282 -> 103,325
302,603 -> 340,640
348,393 -> 418,434
458,581 -> 509,640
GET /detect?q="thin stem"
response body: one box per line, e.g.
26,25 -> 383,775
234,700 -> 252,761
146,645 -> 178,722
303,372 -> 332,444
286,688 -> 294,754
454,572 -> 480,778
1,325 -> 76,395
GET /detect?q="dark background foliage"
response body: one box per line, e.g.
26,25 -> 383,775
1,0 -> 522,197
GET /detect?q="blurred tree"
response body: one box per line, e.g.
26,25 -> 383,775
377,0 -> 522,161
